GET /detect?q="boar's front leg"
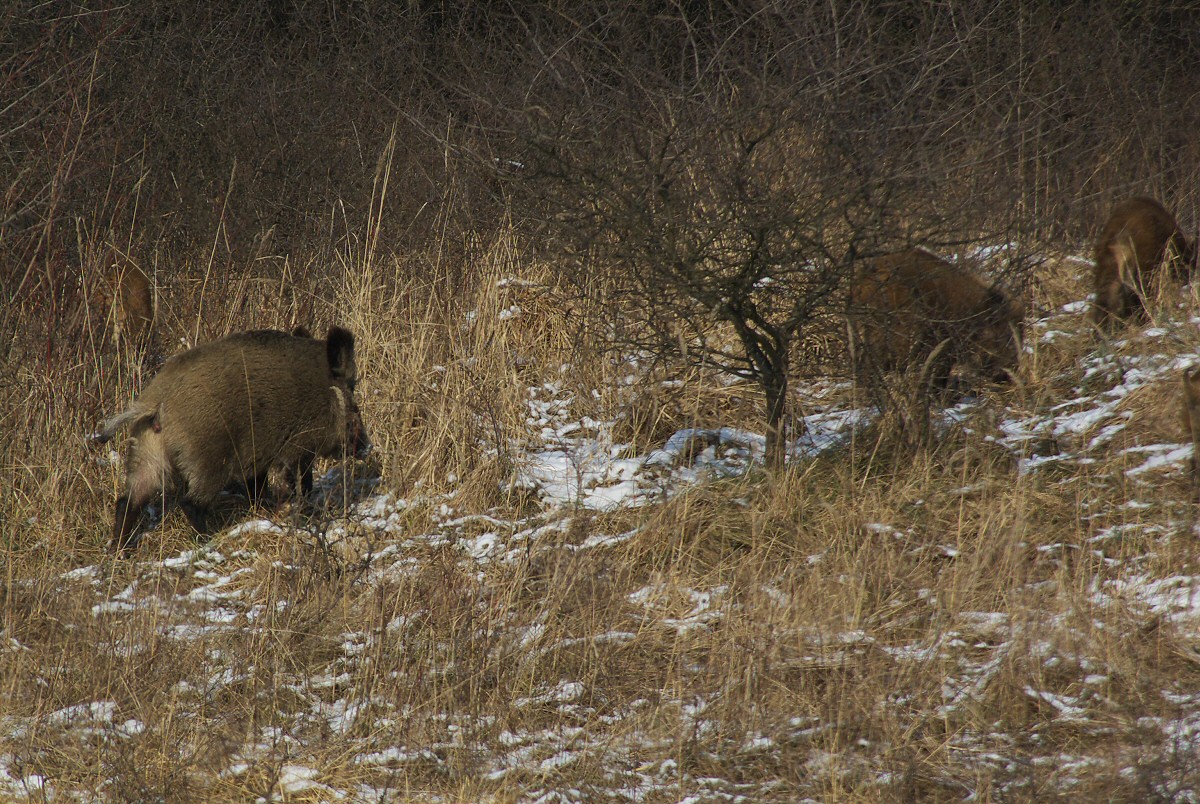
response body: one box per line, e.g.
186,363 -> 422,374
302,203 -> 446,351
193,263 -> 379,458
177,498 -> 213,537
243,472 -> 271,505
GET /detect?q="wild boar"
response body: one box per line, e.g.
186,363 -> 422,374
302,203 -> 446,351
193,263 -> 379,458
1182,367 -> 1200,500
849,248 -> 1024,392
1092,196 -> 1195,327
96,326 -> 371,553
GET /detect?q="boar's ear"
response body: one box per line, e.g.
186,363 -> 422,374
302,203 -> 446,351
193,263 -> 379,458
291,325 -> 313,338
326,327 -> 357,384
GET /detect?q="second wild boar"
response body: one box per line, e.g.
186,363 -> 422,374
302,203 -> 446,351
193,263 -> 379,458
849,248 -> 1024,392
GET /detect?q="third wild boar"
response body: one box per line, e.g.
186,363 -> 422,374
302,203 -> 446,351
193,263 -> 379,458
1092,196 -> 1195,327
849,248 -> 1024,392
96,327 -> 370,553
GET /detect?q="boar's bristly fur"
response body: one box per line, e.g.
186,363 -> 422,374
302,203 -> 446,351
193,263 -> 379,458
849,248 -> 1024,393
98,326 -> 370,554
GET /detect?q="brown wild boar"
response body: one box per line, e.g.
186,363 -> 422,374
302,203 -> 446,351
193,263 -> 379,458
1092,196 -> 1195,327
96,262 -> 154,349
1182,367 -> 1200,500
96,327 -> 371,553
849,248 -> 1024,392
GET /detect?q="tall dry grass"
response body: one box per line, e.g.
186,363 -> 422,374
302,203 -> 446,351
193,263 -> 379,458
3,216 -> 1200,800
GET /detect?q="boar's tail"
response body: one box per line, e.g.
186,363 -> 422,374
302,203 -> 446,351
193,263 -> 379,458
92,404 -> 158,445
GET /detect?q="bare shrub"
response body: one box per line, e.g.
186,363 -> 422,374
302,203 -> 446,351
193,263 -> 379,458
487,4 -> 1034,469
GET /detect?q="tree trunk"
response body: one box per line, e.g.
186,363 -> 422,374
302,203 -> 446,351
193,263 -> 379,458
762,370 -> 788,473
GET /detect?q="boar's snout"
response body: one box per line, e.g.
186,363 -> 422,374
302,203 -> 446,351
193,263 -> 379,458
337,390 -> 371,459
350,416 -> 372,459
325,326 -> 371,460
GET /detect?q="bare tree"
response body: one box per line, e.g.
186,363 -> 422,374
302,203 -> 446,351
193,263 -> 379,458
492,4 -> 1019,470
519,102 -> 877,470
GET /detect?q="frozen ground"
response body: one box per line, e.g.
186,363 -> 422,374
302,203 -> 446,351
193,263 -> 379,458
5,282 -> 1200,800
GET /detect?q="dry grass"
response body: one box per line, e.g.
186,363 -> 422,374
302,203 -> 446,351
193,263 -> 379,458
4,225 -> 1200,801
